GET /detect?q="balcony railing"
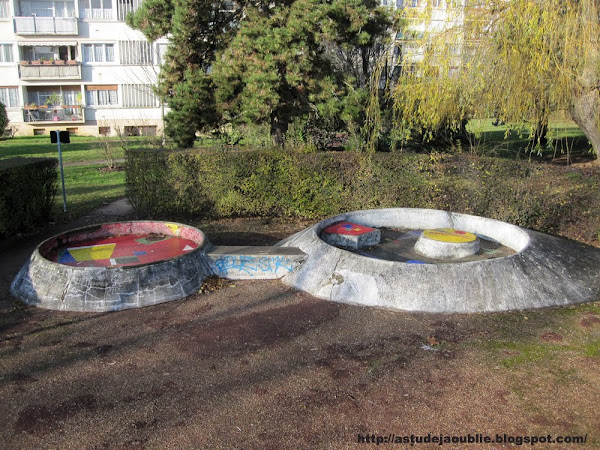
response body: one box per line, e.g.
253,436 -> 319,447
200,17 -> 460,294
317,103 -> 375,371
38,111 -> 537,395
19,61 -> 82,80
14,16 -> 78,35
23,105 -> 84,124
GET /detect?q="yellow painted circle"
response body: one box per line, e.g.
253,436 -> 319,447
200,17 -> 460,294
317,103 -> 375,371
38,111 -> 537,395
422,228 -> 477,243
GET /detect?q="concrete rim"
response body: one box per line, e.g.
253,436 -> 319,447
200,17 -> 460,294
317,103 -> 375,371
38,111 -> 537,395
10,221 -> 214,312
36,220 -> 209,271
276,208 -> 600,313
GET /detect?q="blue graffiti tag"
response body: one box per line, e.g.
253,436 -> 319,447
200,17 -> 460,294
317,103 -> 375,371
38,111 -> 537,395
212,255 -> 295,277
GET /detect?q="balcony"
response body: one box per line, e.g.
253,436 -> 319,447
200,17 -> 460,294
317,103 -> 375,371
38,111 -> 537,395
19,61 -> 81,80
23,105 -> 84,124
14,16 -> 78,35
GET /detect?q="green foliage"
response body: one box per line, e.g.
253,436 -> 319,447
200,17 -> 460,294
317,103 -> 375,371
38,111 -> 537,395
129,0 -> 394,147
125,0 -> 173,40
212,0 -> 395,146
391,0 -> 600,162
0,158 -> 57,237
0,102 -> 8,137
125,149 -> 600,243
165,71 -> 220,148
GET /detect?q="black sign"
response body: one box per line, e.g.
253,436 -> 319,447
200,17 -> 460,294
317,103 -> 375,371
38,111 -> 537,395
50,131 -> 70,144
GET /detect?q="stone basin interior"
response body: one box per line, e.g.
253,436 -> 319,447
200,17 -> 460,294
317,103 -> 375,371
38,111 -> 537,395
325,226 -> 516,264
41,222 -> 206,269
315,209 -> 530,264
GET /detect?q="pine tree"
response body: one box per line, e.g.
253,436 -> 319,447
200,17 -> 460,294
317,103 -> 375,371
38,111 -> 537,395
129,0 -> 394,147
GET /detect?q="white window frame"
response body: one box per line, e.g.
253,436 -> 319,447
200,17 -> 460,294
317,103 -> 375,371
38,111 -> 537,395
0,0 -> 11,18
119,40 -> 153,65
80,0 -> 113,19
121,84 -> 158,108
83,43 -> 115,63
0,44 -> 13,63
0,87 -> 19,107
116,0 -> 141,21
156,43 -> 168,65
19,0 -> 76,18
86,87 -> 118,106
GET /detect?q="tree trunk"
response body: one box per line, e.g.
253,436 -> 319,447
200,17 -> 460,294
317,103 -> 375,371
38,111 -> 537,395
532,121 -> 548,147
270,114 -> 289,148
570,87 -> 600,165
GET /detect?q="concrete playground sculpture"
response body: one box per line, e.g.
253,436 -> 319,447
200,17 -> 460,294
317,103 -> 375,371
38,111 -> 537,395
276,208 -> 600,313
10,209 -> 600,313
11,221 -> 215,311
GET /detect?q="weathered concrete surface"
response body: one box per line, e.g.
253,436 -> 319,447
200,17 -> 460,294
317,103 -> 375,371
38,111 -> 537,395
207,246 -> 307,280
276,208 -> 600,313
10,221 -> 213,312
321,221 -> 381,249
414,229 -> 480,260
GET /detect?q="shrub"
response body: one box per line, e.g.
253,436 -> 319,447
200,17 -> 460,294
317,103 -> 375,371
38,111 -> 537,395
0,101 -> 8,138
125,148 -> 600,244
0,158 -> 57,238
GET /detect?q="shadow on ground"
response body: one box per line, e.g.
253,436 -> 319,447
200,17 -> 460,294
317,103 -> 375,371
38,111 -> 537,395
1,213 -> 598,448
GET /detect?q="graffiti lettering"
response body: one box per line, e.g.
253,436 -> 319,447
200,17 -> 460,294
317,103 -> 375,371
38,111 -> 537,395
212,255 -> 296,277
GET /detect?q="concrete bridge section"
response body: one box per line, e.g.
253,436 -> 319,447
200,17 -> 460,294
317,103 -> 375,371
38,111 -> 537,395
206,246 -> 307,280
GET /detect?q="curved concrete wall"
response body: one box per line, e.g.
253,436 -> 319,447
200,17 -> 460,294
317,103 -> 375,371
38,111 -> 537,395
10,221 -> 214,312
277,208 -> 600,313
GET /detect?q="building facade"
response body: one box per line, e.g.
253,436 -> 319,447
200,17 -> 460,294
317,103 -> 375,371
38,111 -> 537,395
0,0 -> 166,136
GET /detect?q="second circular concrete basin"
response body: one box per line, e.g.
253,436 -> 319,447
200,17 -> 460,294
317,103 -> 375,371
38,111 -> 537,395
276,208 -> 600,313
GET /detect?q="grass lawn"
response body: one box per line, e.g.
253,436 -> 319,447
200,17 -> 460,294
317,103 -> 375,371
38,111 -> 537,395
0,134 -> 160,163
0,135 -> 158,222
56,164 -> 126,221
466,118 -> 594,160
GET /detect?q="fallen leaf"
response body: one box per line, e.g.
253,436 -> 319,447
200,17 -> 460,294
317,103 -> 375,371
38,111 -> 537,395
426,335 -> 440,346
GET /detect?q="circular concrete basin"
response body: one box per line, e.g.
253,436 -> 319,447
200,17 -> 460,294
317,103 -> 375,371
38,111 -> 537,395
276,208 -> 600,313
11,221 -> 213,312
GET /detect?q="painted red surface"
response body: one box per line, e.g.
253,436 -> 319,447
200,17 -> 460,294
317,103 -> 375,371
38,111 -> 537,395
323,221 -> 376,236
48,234 -> 198,268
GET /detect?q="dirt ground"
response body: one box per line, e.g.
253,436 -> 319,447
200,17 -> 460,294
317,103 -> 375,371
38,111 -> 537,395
1,212 -> 599,449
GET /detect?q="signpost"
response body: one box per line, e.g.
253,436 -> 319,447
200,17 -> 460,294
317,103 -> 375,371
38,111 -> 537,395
50,130 -> 70,212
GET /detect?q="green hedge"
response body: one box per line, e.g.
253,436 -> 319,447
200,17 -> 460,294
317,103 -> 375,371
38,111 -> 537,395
0,157 -> 57,238
125,149 -> 600,244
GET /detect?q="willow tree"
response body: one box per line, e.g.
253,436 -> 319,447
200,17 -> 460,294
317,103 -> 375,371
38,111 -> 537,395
391,0 -> 600,162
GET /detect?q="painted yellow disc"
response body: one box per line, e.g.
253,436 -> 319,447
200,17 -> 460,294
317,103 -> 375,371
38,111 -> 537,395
422,228 -> 477,243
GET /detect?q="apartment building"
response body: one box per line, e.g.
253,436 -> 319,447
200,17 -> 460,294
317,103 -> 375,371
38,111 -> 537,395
0,0 -> 167,136
384,0 -> 465,76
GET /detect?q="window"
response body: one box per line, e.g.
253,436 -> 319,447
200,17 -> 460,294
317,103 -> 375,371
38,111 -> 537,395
156,43 -> 168,65
116,0 -> 141,21
121,84 -> 157,107
80,0 -> 112,19
19,0 -> 75,17
0,0 -> 10,18
119,40 -> 153,65
0,87 -> 19,107
395,0 -> 404,8
0,44 -> 13,62
124,125 -> 157,136
83,43 -> 114,62
27,88 -> 78,106
86,85 -> 118,106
